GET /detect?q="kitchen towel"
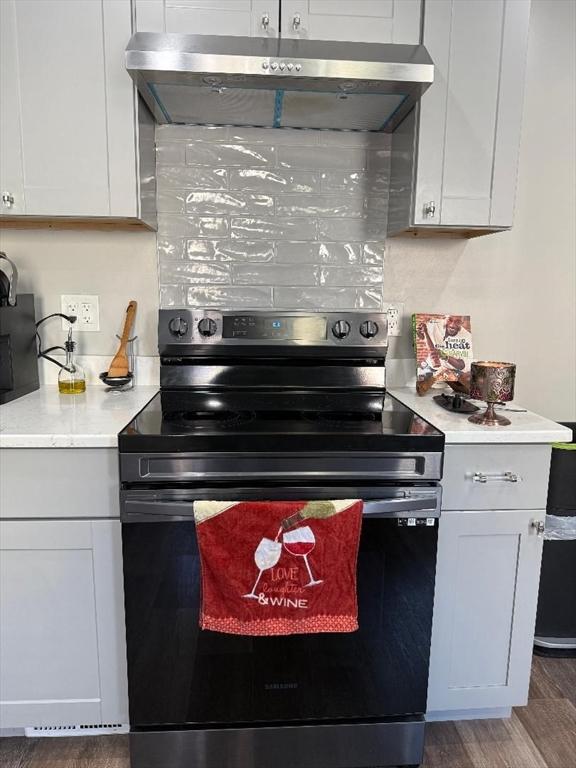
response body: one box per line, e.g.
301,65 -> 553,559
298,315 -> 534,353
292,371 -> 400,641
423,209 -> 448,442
193,500 -> 363,636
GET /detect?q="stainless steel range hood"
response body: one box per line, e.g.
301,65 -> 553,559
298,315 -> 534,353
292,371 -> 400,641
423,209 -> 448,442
126,33 -> 433,133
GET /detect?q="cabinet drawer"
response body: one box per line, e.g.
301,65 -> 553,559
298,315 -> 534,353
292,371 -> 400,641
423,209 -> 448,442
441,445 -> 552,510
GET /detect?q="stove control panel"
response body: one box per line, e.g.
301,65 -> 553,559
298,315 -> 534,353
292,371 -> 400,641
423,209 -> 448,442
160,310 -> 388,348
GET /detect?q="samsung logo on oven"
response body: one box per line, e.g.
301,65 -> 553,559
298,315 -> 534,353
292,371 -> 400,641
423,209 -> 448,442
264,682 -> 298,690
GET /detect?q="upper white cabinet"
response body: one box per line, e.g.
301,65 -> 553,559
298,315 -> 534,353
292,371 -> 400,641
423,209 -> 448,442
134,0 -> 280,37
0,0 -> 155,227
281,0 -> 421,43
388,0 -> 531,236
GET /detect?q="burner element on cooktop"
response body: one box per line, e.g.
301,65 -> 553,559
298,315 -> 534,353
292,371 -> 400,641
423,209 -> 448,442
169,410 -> 255,426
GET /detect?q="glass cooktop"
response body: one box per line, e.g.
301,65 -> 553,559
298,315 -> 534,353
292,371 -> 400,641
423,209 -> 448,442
119,390 -> 444,454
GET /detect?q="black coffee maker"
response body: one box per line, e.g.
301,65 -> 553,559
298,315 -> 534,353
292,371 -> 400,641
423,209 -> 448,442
0,252 -> 39,404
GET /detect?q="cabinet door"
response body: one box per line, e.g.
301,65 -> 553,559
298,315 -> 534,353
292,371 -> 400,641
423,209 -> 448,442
134,0 -> 280,37
0,520 -> 128,728
427,508 -> 544,715
281,0 -> 421,43
414,0 -> 530,227
0,0 -> 25,215
11,0 -> 111,216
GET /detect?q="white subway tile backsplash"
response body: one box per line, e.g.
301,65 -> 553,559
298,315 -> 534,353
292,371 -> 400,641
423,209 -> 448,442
319,266 -> 383,286
185,191 -> 274,215
318,217 -> 387,241
157,190 -> 186,213
231,217 -> 317,240
274,242 -> 361,265
156,125 -> 389,310
275,194 -> 364,218
157,166 -> 228,190
186,286 -> 273,308
156,143 -> 186,165
158,237 -> 186,260
161,262 -> 230,284
278,146 -> 367,171
274,287 -> 359,310
186,143 -> 275,167
229,169 -> 319,194
233,263 -> 319,286
158,214 -> 228,238
160,284 -> 185,307
362,242 -> 386,264
185,240 -> 275,262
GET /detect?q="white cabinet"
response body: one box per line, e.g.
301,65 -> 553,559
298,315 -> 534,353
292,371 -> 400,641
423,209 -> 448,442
0,0 -> 155,226
281,0 -> 421,43
427,507 -> 544,716
134,0 -> 280,37
388,0 -> 531,237
0,519 -> 128,729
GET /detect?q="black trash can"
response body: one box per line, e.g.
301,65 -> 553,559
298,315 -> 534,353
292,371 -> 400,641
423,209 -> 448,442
534,423 -> 576,656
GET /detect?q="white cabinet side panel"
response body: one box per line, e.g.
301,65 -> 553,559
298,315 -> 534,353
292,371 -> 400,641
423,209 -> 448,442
134,0 -> 165,31
0,0 -> 26,215
413,0 -> 451,225
92,521 -> 129,723
440,0 -> 503,225
490,0 -> 531,227
391,0 -> 421,44
103,0 -> 138,218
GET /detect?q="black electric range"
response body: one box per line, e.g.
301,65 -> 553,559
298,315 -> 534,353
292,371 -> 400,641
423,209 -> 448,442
119,310 -> 444,768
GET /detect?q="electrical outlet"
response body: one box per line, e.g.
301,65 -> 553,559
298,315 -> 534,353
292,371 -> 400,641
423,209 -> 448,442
383,302 -> 404,337
61,295 -> 100,332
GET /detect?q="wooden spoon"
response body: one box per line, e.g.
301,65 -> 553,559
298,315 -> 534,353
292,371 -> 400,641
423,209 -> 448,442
107,301 -> 137,378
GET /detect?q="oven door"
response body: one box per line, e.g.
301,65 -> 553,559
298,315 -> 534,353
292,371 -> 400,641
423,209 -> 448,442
121,485 -> 439,729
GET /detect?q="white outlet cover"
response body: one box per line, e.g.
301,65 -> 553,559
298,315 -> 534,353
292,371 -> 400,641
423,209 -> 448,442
61,295 -> 100,332
383,301 -> 404,337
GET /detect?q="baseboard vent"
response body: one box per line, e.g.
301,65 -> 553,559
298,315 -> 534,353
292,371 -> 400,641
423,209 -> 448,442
25,723 -> 128,738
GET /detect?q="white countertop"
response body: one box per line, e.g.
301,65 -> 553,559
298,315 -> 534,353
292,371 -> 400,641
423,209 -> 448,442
0,386 -> 158,448
389,387 -> 573,444
1,384 -> 571,449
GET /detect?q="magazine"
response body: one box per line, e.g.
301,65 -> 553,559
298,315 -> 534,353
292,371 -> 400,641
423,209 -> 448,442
412,314 -> 473,395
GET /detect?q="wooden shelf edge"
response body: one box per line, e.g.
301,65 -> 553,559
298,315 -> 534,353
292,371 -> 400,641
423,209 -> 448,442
387,226 -> 510,239
0,216 -> 156,232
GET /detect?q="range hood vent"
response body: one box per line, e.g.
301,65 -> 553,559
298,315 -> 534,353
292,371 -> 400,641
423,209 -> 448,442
126,33 -> 433,133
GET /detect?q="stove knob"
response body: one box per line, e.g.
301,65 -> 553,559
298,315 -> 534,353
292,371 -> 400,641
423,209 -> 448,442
198,317 -> 217,337
332,320 -> 351,339
168,316 -> 188,337
360,320 -> 379,339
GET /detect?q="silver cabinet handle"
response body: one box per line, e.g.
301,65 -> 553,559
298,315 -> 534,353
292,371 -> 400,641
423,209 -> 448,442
472,471 -> 519,483
261,13 -> 270,30
2,192 -> 15,208
423,201 -> 436,218
292,13 -> 301,30
531,519 -> 545,536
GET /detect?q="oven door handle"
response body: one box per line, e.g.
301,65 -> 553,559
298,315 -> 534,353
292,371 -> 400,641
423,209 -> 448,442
122,493 -> 440,522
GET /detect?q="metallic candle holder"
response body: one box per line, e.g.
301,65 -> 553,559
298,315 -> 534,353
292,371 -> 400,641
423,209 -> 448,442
468,361 -> 516,427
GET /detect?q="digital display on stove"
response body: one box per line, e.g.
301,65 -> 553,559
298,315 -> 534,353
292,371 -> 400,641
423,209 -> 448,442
222,315 -> 327,341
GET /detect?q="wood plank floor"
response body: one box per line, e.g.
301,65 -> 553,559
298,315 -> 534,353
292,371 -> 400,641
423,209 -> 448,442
1,655 -> 575,768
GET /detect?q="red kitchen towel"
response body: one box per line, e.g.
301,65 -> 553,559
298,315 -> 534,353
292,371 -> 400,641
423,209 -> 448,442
193,500 -> 363,636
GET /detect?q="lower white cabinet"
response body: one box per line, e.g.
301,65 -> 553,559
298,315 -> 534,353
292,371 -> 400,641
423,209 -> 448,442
427,507 -> 545,716
0,519 -> 128,729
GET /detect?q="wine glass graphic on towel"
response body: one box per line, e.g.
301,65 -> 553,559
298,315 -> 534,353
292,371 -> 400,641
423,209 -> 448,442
244,538 -> 282,599
283,526 -> 323,587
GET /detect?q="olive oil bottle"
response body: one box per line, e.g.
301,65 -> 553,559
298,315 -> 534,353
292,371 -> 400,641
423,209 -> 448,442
58,336 -> 86,394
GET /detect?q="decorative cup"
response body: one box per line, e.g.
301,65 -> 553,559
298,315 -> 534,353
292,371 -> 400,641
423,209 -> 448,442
468,361 -> 516,426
